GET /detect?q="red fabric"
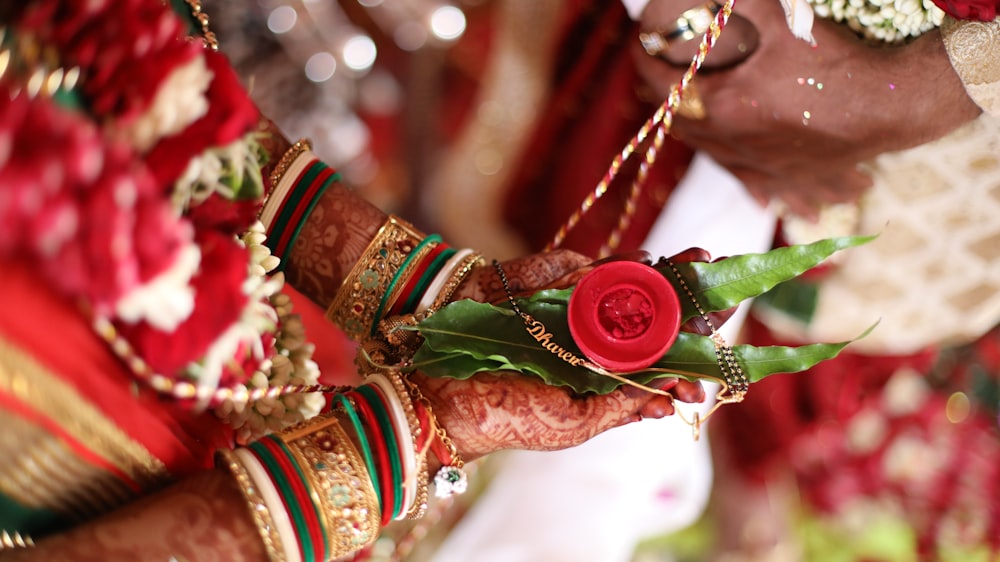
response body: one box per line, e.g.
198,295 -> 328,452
929,0 -> 998,20
284,285 -> 360,387
711,314 -> 939,483
502,0 -> 693,257
0,258 -> 230,476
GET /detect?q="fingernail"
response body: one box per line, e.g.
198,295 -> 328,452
622,384 -> 647,399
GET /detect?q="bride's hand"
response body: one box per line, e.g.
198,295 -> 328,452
417,247 -> 729,462
410,368 -> 702,463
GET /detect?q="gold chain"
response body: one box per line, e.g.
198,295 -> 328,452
184,0 -> 219,51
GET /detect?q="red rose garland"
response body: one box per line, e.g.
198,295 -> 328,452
1,0 -> 325,438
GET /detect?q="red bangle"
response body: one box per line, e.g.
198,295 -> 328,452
412,398 -> 454,466
346,391 -> 395,526
252,436 -> 327,562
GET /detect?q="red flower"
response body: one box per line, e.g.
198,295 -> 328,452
118,229 -> 250,376
0,87 -> 184,313
186,192 -> 262,234
145,50 -> 260,194
929,0 -> 998,19
16,0 -> 201,121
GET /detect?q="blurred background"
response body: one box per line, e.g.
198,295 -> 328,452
203,2 -> 1000,561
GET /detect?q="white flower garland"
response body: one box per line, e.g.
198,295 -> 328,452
212,222 -> 324,443
806,0 -> 945,42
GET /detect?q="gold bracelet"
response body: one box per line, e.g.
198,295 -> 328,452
267,138 -> 313,196
326,215 -> 427,341
217,449 -> 287,562
403,376 -> 467,500
279,414 -> 382,558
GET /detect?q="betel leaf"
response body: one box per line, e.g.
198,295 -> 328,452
409,236 -> 875,394
411,299 -> 871,394
661,234 -> 875,322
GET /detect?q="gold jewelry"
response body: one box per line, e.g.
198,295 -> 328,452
378,370 -> 431,519
639,1 -> 722,57
217,449 -> 287,562
427,251 -> 485,315
280,414 -> 381,558
0,530 -> 34,550
267,138 -> 313,195
326,215 -> 427,341
676,81 -> 707,120
184,0 -> 219,51
403,377 -> 467,499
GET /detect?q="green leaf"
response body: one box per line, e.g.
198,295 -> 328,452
660,235 -> 874,322
412,299 -> 619,393
412,299 -> 873,394
410,236 -> 876,394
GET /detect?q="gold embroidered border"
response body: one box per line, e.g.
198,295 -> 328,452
0,337 -> 168,517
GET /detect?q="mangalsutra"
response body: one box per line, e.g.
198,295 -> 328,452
660,258 -> 748,399
492,260 -> 598,373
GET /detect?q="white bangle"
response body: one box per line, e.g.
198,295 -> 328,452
261,150 -> 317,232
415,248 -> 475,315
235,448 -> 303,562
365,374 -> 418,520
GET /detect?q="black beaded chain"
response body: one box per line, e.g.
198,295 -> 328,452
661,259 -> 749,397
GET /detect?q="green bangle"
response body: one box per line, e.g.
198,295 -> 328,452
333,393 -> 383,515
268,161 -> 324,254
273,438 -> 330,561
400,247 -> 457,315
280,171 -> 339,267
357,384 -> 404,519
371,233 -> 442,336
248,440 -> 317,560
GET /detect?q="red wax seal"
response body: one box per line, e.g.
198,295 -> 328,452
567,260 -> 681,372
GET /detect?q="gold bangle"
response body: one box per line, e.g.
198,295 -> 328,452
326,215 -> 427,341
217,449 -> 287,562
428,251 -> 485,315
279,414 -> 382,558
267,138 -> 313,195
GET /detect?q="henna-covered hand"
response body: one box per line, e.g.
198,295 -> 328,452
411,370 -> 691,462
410,247 -> 736,461
450,248 -> 594,304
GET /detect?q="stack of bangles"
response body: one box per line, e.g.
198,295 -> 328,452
224,140 -> 481,561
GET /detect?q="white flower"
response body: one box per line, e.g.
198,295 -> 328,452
210,224 -> 323,442
114,244 -> 201,331
172,135 -> 266,214
805,0 -> 944,42
118,55 -> 212,153
882,433 -> 945,485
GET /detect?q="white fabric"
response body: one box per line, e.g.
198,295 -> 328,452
942,16 -> 1000,116
432,154 -> 776,562
622,0 -> 653,20
771,113 -> 1000,354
